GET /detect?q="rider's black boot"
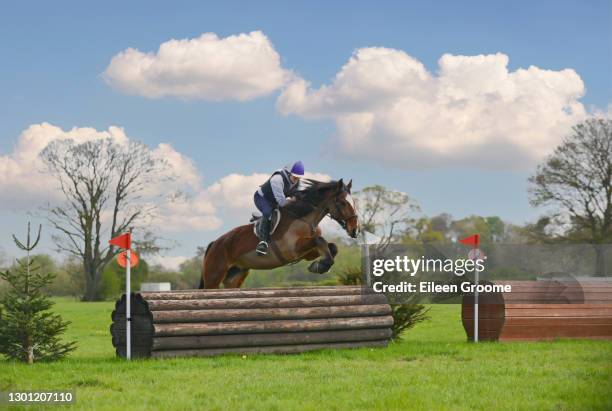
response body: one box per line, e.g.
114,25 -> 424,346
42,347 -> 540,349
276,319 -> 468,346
256,217 -> 271,256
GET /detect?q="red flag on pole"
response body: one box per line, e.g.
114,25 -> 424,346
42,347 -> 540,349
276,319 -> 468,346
110,230 -> 133,360
109,233 -> 131,250
459,234 -> 480,248
460,233 -> 482,343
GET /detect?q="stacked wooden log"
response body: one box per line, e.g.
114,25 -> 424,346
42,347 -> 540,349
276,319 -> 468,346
111,286 -> 393,358
462,280 -> 612,341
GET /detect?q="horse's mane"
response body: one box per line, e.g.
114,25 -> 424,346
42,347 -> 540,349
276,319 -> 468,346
283,179 -> 339,218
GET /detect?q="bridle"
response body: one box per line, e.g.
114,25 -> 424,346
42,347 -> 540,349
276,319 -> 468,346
327,191 -> 358,231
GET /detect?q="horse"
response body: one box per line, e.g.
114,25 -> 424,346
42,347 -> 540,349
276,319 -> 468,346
200,178 -> 359,289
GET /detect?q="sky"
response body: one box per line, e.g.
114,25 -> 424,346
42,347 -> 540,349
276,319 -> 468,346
0,0 -> 610,268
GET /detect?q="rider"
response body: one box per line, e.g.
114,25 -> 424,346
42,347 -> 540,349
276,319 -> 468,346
253,161 -> 304,255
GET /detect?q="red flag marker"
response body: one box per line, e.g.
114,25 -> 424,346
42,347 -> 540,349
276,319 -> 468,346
109,230 -> 133,360
109,233 -> 131,250
459,233 -> 483,343
459,234 -> 480,248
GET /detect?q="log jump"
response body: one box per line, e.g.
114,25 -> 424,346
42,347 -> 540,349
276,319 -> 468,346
111,286 -> 393,358
462,280 -> 612,341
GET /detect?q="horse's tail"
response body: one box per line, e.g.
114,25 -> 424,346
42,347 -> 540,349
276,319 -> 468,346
198,241 -> 215,289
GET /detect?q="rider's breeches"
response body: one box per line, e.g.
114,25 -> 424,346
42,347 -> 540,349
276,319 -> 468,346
254,192 -> 273,218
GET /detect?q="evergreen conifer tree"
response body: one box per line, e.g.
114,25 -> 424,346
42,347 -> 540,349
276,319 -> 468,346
0,223 -> 76,363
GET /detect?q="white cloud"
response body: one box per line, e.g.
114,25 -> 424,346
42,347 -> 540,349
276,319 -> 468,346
152,143 -> 201,190
277,48 -> 587,169
0,123 -> 220,231
156,191 -> 221,232
304,172 -> 332,182
206,173 -> 269,211
104,31 -> 292,101
204,171 -> 331,214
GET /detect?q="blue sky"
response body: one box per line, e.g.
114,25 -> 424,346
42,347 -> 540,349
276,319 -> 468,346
0,1 -> 610,265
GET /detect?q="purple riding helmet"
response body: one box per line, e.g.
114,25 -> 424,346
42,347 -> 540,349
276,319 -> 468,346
289,161 -> 305,177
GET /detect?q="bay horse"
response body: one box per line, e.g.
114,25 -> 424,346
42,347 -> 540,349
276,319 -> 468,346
200,179 -> 358,288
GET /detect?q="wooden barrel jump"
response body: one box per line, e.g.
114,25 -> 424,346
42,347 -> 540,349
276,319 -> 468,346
462,280 -> 612,341
111,286 -> 393,358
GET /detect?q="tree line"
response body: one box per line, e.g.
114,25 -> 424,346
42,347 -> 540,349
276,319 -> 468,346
0,118 -> 609,300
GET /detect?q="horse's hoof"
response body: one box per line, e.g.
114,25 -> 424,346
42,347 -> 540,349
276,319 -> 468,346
308,260 -> 333,274
318,261 -> 333,274
307,261 -> 320,273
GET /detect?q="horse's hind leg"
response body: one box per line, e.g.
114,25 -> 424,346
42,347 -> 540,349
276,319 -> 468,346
223,267 -> 251,288
202,247 -> 229,289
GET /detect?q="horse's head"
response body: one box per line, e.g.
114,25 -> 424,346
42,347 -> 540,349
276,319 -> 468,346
328,179 -> 359,238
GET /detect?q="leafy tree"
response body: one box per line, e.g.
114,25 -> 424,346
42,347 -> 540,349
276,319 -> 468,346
528,118 -> 612,275
408,216 -> 449,244
40,138 -> 173,300
177,247 -> 207,289
404,214 -> 516,245
0,223 -> 76,363
389,304 -> 430,341
354,185 -> 420,251
451,215 -> 507,244
59,256 -> 87,297
336,266 -> 363,286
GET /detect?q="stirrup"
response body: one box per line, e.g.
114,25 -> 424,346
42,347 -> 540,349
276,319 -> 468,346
256,241 -> 269,256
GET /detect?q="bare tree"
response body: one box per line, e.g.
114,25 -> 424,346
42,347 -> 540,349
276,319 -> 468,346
354,185 -> 420,251
40,138 -> 172,300
528,118 -> 612,275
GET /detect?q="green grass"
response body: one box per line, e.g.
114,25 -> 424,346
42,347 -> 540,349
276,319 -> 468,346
1,299 -> 611,411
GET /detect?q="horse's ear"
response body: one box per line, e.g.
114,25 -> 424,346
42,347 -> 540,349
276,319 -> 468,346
337,178 -> 344,189
347,179 -> 352,192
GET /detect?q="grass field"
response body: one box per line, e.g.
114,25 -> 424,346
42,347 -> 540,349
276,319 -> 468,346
0,299 -> 611,411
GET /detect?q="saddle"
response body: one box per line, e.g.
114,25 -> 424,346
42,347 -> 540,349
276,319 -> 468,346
251,209 -> 282,240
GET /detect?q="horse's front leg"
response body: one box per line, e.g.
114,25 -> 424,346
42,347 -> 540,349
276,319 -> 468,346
307,236 -> 336,274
